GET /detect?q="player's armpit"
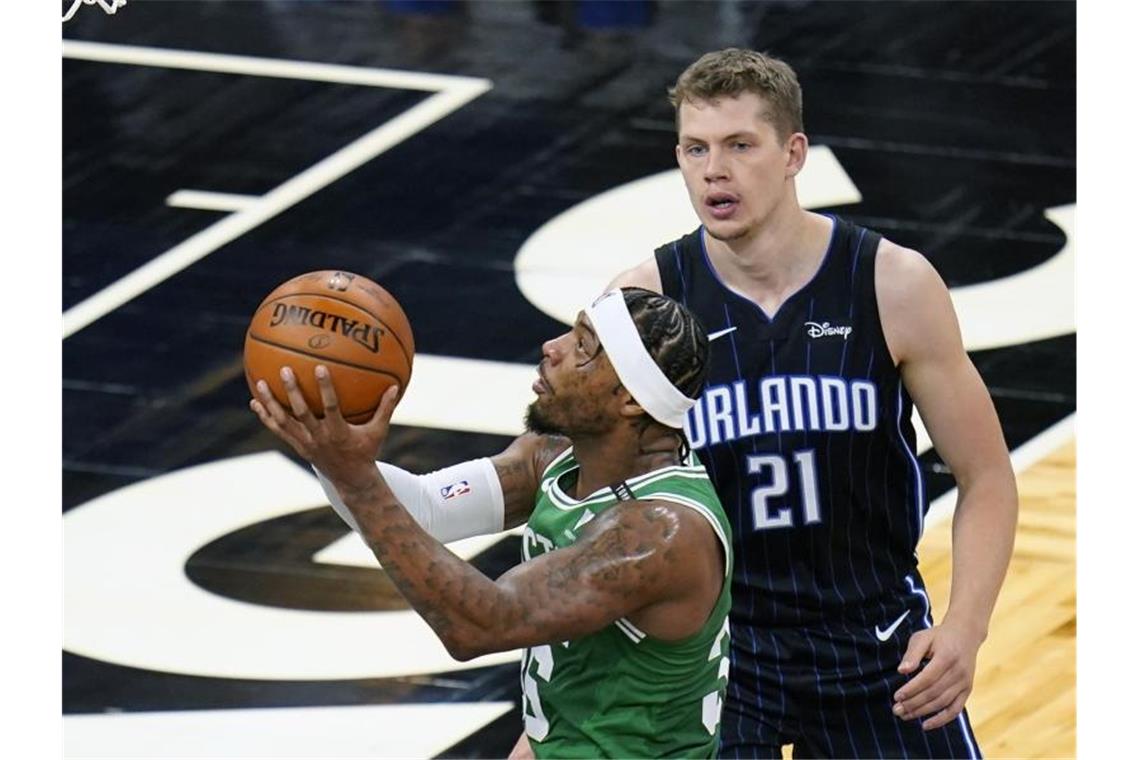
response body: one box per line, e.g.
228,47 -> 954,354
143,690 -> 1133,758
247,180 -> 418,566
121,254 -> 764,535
491,434 -> 570,528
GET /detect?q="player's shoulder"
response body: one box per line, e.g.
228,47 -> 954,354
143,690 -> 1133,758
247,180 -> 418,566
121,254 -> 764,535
873,237 -> 959,363
499,432 -> 571,477
874,237 -> 948,307
586,495 -> 717,551
607,256 -> 662,293
875,238 -> 939,284
611,227 -> 706,293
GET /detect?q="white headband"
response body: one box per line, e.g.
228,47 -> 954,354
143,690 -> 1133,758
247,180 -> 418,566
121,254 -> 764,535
585,289 -> 696,429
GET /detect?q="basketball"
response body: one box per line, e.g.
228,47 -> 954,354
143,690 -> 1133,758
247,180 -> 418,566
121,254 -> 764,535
243,270 -> 414,423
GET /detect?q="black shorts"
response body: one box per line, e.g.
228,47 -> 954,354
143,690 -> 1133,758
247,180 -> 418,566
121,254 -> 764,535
718,590 -> 983,758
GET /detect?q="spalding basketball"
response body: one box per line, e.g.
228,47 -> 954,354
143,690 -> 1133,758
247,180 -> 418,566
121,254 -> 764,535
244,270 -> 414,423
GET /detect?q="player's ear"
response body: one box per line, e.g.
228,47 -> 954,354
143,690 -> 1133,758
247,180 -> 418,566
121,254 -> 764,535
785,131 -> 808,178
617,391 -> 646,420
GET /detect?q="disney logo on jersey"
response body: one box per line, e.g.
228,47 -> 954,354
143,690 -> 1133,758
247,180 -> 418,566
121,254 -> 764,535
805,321 -> 853,340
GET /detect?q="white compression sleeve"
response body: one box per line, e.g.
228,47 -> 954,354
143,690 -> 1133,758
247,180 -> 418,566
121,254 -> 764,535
313,458 -> 505,543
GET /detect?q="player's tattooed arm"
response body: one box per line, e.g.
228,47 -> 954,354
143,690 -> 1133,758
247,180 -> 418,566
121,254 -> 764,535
250,364 -> 718,660
335,477 -> 720,660
490,433 -> 570,528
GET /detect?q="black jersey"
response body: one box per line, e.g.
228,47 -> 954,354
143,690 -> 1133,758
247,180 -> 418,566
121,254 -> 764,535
657,217 -> 927,629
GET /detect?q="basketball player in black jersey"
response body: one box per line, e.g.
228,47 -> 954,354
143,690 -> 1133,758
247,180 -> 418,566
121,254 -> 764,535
609,48 -> 1018,758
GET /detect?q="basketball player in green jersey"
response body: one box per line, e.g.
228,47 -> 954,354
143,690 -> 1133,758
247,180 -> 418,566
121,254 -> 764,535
250,287 -> 734,759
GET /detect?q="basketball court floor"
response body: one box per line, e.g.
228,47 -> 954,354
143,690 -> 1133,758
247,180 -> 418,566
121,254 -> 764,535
62,1 -> 1075,757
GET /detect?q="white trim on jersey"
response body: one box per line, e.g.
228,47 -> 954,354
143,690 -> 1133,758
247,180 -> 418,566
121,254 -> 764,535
544,459 -> 710,511
614,617 -> 647,644
540,444 -> 575,478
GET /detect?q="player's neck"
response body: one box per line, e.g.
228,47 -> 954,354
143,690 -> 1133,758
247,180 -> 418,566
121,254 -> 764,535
569,430 -> 679,499
704,207 -> 834,314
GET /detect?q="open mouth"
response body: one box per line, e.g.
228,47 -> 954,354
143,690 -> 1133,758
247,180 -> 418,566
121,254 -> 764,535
705,192 -> 739,218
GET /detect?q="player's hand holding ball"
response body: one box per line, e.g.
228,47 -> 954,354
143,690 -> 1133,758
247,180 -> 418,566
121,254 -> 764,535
246,270 -> 414,493
251,364 -> 398,497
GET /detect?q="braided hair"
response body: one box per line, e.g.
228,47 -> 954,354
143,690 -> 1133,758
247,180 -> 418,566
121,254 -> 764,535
620,287 -> 710,455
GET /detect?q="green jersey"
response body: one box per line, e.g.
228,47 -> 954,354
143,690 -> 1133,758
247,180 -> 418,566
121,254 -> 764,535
520,447 -> 733,759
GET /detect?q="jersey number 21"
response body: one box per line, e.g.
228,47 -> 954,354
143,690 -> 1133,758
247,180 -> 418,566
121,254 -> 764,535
747,450 -> 821,530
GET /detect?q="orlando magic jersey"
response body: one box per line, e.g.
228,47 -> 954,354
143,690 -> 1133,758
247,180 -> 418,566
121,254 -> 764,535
520,447 -> 733,759
657,217 -> 926,629
658,218 -> 984,758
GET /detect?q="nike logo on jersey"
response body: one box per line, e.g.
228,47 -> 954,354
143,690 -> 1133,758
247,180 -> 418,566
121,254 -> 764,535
707,326 -> 738,341
805,321 -> 852,340
572,510 -> 595,532
875,610 -> 910,641
564,510 -> 596,540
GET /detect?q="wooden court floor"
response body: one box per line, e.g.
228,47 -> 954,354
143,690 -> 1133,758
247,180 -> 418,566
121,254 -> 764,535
914,440 -> 1075,758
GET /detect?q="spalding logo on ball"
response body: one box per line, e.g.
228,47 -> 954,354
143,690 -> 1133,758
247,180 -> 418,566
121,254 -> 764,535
243,270 -> 414,423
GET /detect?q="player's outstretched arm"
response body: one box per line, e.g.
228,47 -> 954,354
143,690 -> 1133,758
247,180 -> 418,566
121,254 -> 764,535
358,494 -> 720,661
250,364 -> 722,660
876,241 -> 1019,731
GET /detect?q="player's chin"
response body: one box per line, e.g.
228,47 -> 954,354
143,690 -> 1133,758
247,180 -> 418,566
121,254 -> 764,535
702,216 -> 752,242
523,400 -> 564,436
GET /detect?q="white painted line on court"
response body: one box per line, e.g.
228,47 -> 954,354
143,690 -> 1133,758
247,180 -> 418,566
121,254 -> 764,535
62,39 -> 489,92
64,702 -> 515,759
924,412 -> 1075,529
165,190 -> 260,212
951,204 -> 1075,352
62,42 -> 492,338
314,524 -> 527,569
393,354 -> 535,436
64,452 -> 520,680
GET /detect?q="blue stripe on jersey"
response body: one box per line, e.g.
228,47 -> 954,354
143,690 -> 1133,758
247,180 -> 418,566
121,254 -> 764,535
868,354 -> 906,593
837,237 -> 870,602
723,301 -> 789,727
904,575 -> 938,756
823,625 -> 859,756
904,575 -> 932,627
894,382 -> 927,548
957,713 -> 983,759
671,240 -> 687,304
856,349 -> 909,753
850,227 -> 867,282
804,633 -> 837,756
906,575 -> 982,759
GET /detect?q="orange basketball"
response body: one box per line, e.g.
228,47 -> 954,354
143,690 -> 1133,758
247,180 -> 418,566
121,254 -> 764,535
243,270 -> 414,424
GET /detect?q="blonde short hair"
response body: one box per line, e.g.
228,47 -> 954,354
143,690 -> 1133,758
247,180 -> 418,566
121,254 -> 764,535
669,48 -> 804,141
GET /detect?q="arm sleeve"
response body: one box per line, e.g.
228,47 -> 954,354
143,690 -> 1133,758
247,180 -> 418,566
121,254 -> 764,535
313,458 -> 506,543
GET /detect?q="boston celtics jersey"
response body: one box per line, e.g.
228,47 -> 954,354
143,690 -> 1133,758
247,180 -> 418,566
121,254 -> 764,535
519,447 -> 734,759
